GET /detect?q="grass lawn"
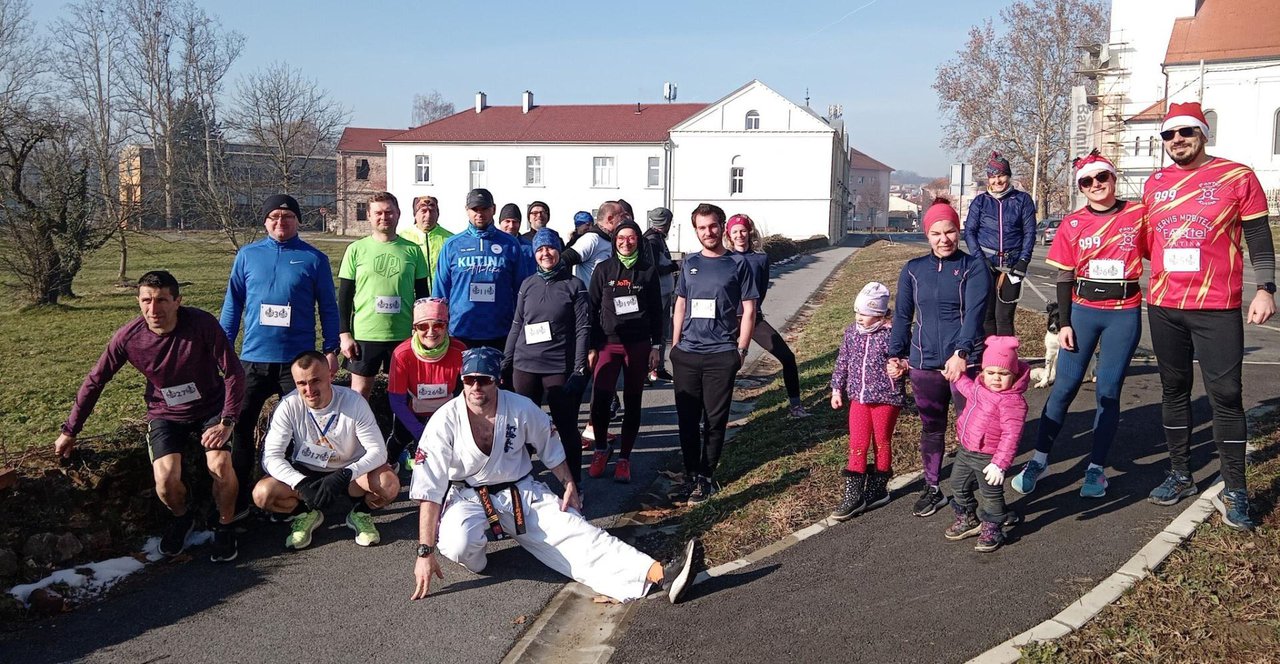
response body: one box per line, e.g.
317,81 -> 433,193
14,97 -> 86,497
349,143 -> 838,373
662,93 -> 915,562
674,241 -> 1046,565
0,231 -> 348,464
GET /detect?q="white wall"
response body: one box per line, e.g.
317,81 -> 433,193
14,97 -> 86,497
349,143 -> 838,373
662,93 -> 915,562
384,141 -> 667,235
1107,0 -> 1197,117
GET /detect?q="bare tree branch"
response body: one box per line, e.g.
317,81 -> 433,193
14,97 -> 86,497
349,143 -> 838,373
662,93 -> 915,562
411,90 -> 455,126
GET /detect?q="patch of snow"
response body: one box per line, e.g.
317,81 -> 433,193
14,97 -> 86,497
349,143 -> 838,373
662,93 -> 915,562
10,556 -> 145,606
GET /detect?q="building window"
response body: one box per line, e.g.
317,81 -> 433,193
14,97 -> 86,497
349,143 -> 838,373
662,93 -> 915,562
1274,108 -> 1280,155
1203,110 -> 1217,146
858,176 -> 866,184
648,156 -> 661,187
745,110 -> 760,130
355,158 -> 369,181
356,202 -> 368,221
730,167 -> 744,194
414,155 -> 430,183
469,160 -> 486,188
526,156 -> 542,186
1148,137 -> 1158,156
593,156 -> 616,187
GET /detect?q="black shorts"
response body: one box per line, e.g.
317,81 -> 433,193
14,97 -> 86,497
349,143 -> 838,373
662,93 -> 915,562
346,340 -> 400,377
147,413 -> 227,461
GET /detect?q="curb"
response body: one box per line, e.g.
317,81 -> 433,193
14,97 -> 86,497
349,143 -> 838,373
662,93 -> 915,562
965,480 -> 1226,664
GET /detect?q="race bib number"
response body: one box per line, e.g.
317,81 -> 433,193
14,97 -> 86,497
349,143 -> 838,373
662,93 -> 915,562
295,438 -> 335,468
469,283 -> 496,303
614,295 -> 639,315
1087,259 -> 1125,280
259,304 -> 292,327
1164,248 -> 1200,273
160,382 -> 201,407
690,298 -> 716,319
375,295 -> 401,314
525,321 -> 552,344
416,383 -> 448,400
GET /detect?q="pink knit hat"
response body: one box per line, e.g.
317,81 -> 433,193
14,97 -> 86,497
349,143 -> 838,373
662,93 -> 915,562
413,297 -> 449,325
922,197 -> 959,230
982,335 -> 1020,374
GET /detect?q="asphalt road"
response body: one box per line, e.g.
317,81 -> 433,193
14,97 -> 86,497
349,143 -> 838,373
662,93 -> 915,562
0,247 -> 857,664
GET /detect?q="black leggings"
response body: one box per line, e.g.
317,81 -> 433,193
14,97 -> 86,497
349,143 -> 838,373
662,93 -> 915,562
747,315 -> 800,400
983,267 -> 1021,337
232,362 -> 296,509
512,369 -> 584,483
1147,305 -> 1247,490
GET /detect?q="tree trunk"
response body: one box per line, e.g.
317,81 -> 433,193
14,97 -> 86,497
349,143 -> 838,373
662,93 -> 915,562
117,230 -> 129,283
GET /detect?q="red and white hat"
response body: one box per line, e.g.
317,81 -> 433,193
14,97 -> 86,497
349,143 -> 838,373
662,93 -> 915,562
1074,151 -> 1116,181
1161,101 -> 1209,135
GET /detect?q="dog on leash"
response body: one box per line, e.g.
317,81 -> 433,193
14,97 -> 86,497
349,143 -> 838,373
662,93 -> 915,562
1030,302 -> 1096,388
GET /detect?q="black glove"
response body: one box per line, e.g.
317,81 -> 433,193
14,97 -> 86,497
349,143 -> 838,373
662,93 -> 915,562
564,370 -> 587,400
298,469 -> 352,510
295,477 -> 323,510
1010,259 -> 1030,279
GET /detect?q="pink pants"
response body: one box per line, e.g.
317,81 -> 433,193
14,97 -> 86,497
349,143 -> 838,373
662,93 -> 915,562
847,402 -> 901,473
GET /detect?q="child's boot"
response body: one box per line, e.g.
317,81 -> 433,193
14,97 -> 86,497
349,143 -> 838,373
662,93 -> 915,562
975,521 -> 1005,552
863,469 -> 892,509
830,470 -> 866,522
944,503 -> 981,540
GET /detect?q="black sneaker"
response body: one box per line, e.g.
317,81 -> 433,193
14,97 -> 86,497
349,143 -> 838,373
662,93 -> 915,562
687,476 -> 716,505
209,526 -> 238,563
912,485 -> 946,517
656,368 -> 675,382
159,512 -> 195,557
661,538 -> 705,604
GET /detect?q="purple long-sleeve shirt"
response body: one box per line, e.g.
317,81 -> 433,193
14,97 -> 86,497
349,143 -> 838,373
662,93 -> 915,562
62,307 -> 245,436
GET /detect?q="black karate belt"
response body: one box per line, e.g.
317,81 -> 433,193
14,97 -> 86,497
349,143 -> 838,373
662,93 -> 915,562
451,474 -> 528,541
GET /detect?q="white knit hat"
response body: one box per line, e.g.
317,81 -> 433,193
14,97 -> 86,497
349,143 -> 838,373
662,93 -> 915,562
855,282 -> 890,316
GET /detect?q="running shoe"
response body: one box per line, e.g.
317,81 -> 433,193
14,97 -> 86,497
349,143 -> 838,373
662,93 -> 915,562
285,510 -> 324,550
974,521 -> 1004,552
609,395 -> 623,423
209,525 -> 238,563
944,504 -> 981,540
159,512 -> 195,557
655,368 -> 675,382
345,510 -> 381,547
614,458 -> 632,483
646,370 -> 658,386
1010,459 -> 1047,495
661,538 -> 705,604
1148,471 -> 1196,506
788,404 -> 811,419
1212,489 -> 1257,532
687,476 -> 717,505
1080,467 -> 1108,498
269,511 -> 299,524
912,485 -> 945,517
588,448 -> 612,479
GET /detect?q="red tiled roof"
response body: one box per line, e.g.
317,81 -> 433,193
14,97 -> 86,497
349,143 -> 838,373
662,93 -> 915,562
384,103 -> 707,144
337,127 -> 403,153
1164,0 -> 1280,65
849,147 -> 893,172
1125,98 -> 1167,124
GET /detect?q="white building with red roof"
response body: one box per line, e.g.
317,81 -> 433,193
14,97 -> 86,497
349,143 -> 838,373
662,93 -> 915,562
846,148 -> 893,231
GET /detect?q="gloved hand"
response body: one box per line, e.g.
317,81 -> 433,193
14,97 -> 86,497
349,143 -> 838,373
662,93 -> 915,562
298,469 -> 352,510
982,463 -> 1005,486
1010,259 -> 1030,280
564,370 -> 587,400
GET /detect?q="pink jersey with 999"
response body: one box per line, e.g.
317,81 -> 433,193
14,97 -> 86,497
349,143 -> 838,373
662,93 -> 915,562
1142,157 -> 1269,310
1046,201 -> 1147,310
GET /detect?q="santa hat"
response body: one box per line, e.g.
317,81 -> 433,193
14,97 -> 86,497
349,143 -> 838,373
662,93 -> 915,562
1161,101 -> 1209,135
922,197 -> 959,230
1073,149 -> 1116,181
981,335 -> 1020,374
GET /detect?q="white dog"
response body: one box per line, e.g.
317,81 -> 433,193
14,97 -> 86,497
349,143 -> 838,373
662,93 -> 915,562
1031,302 -> 1096,388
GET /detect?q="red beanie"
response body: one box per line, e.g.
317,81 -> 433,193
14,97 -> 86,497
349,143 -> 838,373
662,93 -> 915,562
922,198 -> 959,230
982,335 -> 1020,374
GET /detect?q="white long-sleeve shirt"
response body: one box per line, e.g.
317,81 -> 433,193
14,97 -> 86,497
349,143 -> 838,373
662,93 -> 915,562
409,391 -> 565,504
262,385 -> 387,488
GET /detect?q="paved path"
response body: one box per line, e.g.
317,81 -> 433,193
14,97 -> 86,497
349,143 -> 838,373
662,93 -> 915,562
0,247 -> 856,664
610,243 -> 1280,663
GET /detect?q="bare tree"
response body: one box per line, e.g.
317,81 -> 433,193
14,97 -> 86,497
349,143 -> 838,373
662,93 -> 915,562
933,0 -> 1108,218
411,90 -> 455,126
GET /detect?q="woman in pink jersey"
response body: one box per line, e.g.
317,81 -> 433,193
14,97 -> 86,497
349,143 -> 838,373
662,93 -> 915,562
1008,151 -> 1146,499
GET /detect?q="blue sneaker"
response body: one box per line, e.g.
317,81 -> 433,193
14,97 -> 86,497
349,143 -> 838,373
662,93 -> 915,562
1148,471 -> 1196,506
1010,459 -> 1047,495
1080,467 -> 1108,498
1212,489 -> 1257,532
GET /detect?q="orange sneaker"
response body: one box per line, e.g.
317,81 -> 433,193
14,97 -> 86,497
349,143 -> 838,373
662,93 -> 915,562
588,448 -> 611,478
614,458 -> 631,483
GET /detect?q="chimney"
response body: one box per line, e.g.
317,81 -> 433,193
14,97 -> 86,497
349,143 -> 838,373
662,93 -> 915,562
475,92 -> 487,114
522,90 -> 534,114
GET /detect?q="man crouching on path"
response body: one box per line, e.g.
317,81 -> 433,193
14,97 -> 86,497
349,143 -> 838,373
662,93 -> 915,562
253,351 -> 400,549
408,347 -> 704,603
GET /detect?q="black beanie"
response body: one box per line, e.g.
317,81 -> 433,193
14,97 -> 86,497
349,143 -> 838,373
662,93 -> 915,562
499,203 -> 522,222
260,194 -> 301,221
527,200 -> 549,220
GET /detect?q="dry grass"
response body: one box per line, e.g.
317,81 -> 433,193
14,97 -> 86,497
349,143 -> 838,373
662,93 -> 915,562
1019,418 -> 1280,664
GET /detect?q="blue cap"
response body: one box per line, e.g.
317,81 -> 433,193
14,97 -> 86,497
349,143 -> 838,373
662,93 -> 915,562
460,347 -> 503,379
573,211 -> 594,227
532,227 -> 563,253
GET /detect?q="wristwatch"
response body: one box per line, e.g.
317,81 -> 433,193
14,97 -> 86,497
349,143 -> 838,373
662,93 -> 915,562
220,416 -> 236,427
738,347 -> 749,357
416,543 -> 435,557
1258,282 -> 1277,295
952,349 -> 968,361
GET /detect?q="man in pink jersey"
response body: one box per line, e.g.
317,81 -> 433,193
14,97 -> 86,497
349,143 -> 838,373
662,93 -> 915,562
1143,101 -> 1273,532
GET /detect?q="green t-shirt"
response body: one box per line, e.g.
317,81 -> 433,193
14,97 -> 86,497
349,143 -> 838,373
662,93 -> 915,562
338,236 -> 430,342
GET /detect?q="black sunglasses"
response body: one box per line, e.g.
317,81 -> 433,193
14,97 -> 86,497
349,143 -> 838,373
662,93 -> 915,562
1159,127 -> 1198,141
1077,171 -> 1113,188
462,375 -> 494,386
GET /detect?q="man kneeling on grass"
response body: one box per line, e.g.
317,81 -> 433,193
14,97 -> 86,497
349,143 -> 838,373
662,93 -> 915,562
408,347 -> 704,604
253,351 -> 400,549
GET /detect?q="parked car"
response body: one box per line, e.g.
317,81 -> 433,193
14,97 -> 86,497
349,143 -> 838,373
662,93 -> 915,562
1037,218 -> 1062,245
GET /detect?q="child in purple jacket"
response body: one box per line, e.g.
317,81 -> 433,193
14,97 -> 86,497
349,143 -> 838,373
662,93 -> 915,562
946,335 -> 1028,552
829,282 -> 906,521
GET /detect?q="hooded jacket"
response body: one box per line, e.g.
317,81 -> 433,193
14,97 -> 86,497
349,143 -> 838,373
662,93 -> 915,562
888,250 -> 990,370
643,227 -> 677,297
830,323 -> 905,407
963,188 -> 1037,268
953,362 -> 1030,470
589,220 -> 664,347
433,222 -> 533,340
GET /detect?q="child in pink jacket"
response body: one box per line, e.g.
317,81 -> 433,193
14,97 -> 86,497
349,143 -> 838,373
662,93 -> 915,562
945,335 -> 1028,552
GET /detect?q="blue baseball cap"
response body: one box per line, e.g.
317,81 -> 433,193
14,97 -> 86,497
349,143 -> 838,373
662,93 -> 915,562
460,347 -> 503,380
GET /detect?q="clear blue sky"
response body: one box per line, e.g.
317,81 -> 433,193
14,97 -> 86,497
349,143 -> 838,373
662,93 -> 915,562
34,0 -> 1000,176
